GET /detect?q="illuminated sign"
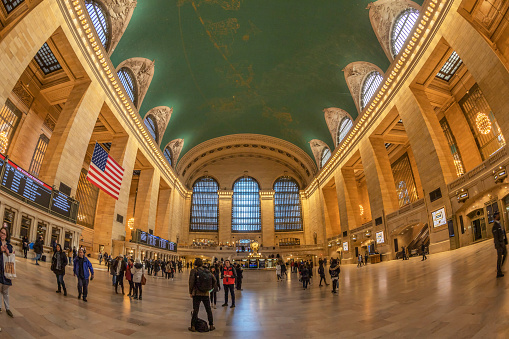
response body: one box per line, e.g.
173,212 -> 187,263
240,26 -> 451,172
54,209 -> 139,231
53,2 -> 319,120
343,242 -> 349,252
432,207 -> 447,228
375,231 -> 384,244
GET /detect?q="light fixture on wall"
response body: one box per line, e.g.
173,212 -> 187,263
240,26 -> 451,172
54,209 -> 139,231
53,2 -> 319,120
128,217 -> 135,230
359,205 -> 364,216
0,131 -> 8,154
456,188 -> 469,203
494,166 -> 507,183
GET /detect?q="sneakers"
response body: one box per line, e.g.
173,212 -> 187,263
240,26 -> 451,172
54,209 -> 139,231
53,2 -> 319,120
222,303 -> 228,307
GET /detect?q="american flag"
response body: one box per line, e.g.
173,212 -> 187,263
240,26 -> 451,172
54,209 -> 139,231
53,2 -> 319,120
87,143 -> 124,200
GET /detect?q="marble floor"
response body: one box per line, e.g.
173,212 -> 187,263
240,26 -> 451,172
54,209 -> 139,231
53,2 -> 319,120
0,240 -> 508,338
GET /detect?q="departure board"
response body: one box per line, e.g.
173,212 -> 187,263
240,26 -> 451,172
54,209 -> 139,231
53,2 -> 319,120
1,159 -> 52,208
51,191 -> 73,218
147,234 -> 157,247
140,231 -> 147,244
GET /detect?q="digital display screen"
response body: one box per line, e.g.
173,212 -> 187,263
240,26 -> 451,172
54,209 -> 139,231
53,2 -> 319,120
159,239 -> 167,249
2,159 -> 52,208
432,207 -> 447,227
140,231 -> 147,243
50,191 -> 73,217
147,234 -> 157,247
376,231 -> 384,244
249,259 -> 258,268
343,242 -> 349,252
168,242 -> 176,251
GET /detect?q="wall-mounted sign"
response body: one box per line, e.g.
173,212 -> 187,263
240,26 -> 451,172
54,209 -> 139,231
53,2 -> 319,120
457,190 -> 469,203
432,207 -> 447,228
494,166 -> 507,183
375,231 -> 384,244
343,242 -> 349,252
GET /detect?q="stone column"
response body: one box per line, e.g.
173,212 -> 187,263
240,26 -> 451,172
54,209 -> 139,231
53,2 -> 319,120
39,81 -> 102,195
260,190 -> 275,247
218,190 -> 233,245
133,168 -> 160,233
155,188 -> 172,239
335,168 -> 361,233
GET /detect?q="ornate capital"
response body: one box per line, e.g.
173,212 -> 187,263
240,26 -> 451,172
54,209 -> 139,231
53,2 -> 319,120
116,57 -> 155,109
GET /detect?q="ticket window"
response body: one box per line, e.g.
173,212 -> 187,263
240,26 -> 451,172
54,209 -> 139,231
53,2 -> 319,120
3,209 -> 15,236
64,231 -> 72,250
37,222 -> 47,245
20,216 -> 31,239
51,227 -> 60,245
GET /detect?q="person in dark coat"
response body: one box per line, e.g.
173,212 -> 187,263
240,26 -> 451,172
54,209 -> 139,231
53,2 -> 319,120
34,236 -> 44,265
235,263 -> 243,290
112,256 -> 127,294
73,248 -> 94,302
318,263 -> 329,287
189,258 -> 216,332
492,211 -> 507,278
22,236 -> 29,259
210,265 -> 220,308
0,227 -> 14,317
329,259 -> 340,294
421,243 -> 428,261
300,264 -> 310,290
51,244 -> 68,296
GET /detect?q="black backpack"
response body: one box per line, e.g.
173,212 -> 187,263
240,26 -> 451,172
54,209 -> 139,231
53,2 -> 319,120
195,269 -> 214,293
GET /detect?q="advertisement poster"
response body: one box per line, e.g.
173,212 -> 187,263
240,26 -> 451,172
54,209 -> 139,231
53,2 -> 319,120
432,207 -> 447,227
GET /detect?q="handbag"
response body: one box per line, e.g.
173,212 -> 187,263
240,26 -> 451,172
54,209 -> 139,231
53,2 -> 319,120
3,253 -> 16,279
141,274 -> 146,285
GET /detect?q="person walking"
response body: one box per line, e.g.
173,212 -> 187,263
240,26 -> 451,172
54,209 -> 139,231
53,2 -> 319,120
51,244 -> 68,296
126,258 -> 134,297
357,254 -> 362,268
34,236 -> 43,265
0,227 -> 14,317
318,262 -> 329,286
281,261 -> 287,278
21,236 -> 28,259
113,256 -> 126,295
188,258 -> 216,332
329,259 -> 340,294
364,252 -> 369,266
492,211 -> 507,278
221,259 -> 236,308
131,258 -> 145,300
210,266 -> 220,309
73,248 -> 94,302
235,263 -> 243,290
421,243 -> 428,261
276,262 -> 282,282
300,263 -> 310,290
98,252 -> 103,266
67,247 -> 73,265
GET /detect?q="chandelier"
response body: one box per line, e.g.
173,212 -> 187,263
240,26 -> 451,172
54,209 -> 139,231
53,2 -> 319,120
0,131 -> 8,153
475,112 -> 492,135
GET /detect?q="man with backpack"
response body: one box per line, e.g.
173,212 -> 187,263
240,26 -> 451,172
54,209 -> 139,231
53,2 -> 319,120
189,258 -> 216,332
221,259 -> 237,308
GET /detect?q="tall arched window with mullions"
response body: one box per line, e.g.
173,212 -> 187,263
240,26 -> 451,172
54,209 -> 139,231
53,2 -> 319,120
391,8 -> 419,57
232,177 -> 261,232
144,115 -> 158,144
163,146 -> 173,167
190,177 -> 219,231
336,117 -> 353,145
360,71 -> 383,111
85,0 -> 111,51
117,67 -> 138,107
320,147 -> 331,169
274,176 -> 303,232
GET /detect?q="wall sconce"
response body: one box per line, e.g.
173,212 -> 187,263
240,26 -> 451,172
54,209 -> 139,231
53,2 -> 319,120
494,166 -> 507,183
456,189 -> 469,203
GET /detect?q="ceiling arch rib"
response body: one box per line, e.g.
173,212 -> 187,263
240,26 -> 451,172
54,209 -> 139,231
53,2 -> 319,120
323,107 -> 354,147
343,61 -> 385,115
115,57 -> 154,110
368,0 -> 421,62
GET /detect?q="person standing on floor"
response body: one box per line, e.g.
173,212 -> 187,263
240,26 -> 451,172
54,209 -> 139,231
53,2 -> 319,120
300,263 -> 310,290
22,236 -> 28,259
0,227 -> 14,317
188,258 -> 216,332
113,256 -> 126,295
235,263 -> 243,290
51,244 -> 68,296
364,252 -> 369,266
131,258 -> 145,300
329,259 -> 340,294
276,262 -> 282,282
210,266 -> 220,309
421,243 -> 428,261
492,211 -> 507,278
357,254 -> 362,268
34,236 -> 43,265
126,258 -> 134,297
318,262 -> 329,287
221,259 -> 236,308
73,248 -> 94,302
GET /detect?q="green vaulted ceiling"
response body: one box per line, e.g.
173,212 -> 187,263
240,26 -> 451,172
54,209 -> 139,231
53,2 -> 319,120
111,0 -> 400,162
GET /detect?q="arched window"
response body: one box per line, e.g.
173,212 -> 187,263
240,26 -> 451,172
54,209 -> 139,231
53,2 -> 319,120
85,0 -> 111,50
163,146 -> 172,166
190,177 -> 219,231
391,8 -> 419,57
360,71 -> 383,110
320,147 -> 331,169
117,67 -> 138,107
232,177 -> 261,232
337,117 -> 353,145
144,115 -> 158,143
274,176 -> 303,232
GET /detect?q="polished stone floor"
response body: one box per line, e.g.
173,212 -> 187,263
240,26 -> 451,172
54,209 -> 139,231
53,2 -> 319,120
0,240 -> 508,338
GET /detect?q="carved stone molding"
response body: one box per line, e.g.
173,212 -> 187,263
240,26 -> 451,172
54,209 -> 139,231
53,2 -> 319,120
97,0 -> 137,55
309,139 -> 330,169
343,61 -> 385,114
166,138 -> 184,167
116,57 -> 154,109
323,107 -> 354,147
145,106 -> 172,145
367,0 -> 421,61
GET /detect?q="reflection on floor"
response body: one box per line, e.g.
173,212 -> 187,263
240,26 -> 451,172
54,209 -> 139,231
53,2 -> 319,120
0,240 -> 508,338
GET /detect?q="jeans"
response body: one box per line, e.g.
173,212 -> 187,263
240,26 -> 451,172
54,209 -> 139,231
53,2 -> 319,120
236,279 -> 242,290
224,284 -> 235,305
77,277 -> 89,299
497,246 -> 507,275
319,276 -> 328,285
0,284 -> 9,310
210,291 -> 217,305
23,248 -> 28,258
332,278 -> 339,292
35,253 -> 41,264
302,278 -> 309,289
115,275 -> 124,293
128,280 -> 134,295
192,296 -> 213,327
56,274 -> 66,291
134,282 -> 142,298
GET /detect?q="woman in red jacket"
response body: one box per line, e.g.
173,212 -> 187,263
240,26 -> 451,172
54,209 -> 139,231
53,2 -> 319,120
126,258 -> 134,297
